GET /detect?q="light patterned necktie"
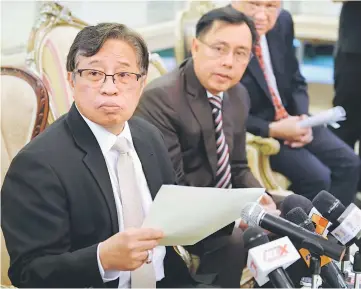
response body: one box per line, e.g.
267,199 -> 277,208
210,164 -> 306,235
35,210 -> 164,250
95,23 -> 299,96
254,41 -> 289,121
112,137 -> 156,288
208,94 -> 232,188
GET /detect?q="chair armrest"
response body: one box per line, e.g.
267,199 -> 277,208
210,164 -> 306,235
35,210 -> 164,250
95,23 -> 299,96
246,133 -> 293,193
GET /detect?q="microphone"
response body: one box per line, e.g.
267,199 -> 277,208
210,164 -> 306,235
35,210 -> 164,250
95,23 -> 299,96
240,202 -> 346,261
243,227 -> 297,288
285,207 -> 348,288
312,190 -> 361,248
281,194 -> 334,239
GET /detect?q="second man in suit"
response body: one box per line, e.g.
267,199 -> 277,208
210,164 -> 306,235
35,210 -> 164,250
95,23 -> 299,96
136,7 -> 280,287
232,0 -> 360,206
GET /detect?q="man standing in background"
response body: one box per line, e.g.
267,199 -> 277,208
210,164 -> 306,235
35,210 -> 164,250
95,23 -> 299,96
332,0 -> 361,196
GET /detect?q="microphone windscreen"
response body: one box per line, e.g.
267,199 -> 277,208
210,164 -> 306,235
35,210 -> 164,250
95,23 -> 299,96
281,194 -> 314,216
241,202 -> 263,227
243,227 -> 269,250
285,207 -> 316,232
312,190 -> 345,221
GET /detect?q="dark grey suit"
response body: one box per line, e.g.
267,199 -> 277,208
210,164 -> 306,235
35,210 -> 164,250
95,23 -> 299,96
1,104 -> 192,288
136,58 -> 260,189
135,58 -> 261,288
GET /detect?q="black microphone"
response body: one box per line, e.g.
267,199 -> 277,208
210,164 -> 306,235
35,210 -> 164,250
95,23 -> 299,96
312,190 -> 361,248
285,207 -> 348,288
281,194 -> 339,244
240,202 -> 346,261
243,227 -> 295,288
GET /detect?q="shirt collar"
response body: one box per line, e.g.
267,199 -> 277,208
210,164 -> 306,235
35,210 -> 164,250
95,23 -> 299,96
76,105 -> 134,154
206,91 -> 224,100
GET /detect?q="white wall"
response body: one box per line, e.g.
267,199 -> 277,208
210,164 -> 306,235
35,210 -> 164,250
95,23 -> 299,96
1,1 -> 39,53
0,0 -> 342,57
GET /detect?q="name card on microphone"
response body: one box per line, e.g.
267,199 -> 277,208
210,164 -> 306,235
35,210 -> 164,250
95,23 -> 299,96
331,204 -> 361,245
299,248 -> 332,267
308,207 -> 332,237
247,237 -> 300,286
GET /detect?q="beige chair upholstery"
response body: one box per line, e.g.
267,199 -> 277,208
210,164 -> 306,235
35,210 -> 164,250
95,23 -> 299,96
26,2 -> 87,124
174,1 -> 216,65
1,66 -> 49,287
147,53 -> 168,84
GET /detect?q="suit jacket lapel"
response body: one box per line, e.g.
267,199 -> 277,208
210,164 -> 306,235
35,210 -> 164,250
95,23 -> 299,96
66,104 -> 119,234
183,59 -> 218,178
128,120 -> 158,200
247,54 -> 273,101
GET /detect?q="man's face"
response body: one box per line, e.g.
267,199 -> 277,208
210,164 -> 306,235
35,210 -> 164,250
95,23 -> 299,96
236,0 -> 281,36
67,39 -> 146,134
191,21 -> 253,95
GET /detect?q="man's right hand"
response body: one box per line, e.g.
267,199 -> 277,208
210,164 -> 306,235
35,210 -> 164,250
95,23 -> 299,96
269,116 -> 310,142
98,228 -> 164,271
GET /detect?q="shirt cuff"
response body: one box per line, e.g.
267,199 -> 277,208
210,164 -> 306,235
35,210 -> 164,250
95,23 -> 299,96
97,243 -> 121,282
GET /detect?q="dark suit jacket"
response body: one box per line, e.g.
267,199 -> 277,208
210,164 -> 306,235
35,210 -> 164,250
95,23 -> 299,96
136,58 -> 260,190
241,9 -> 309,138
1,104 -> 191,288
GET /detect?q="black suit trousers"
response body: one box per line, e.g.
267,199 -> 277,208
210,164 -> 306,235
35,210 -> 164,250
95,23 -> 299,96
270,125 -> 360,206
333,51 -> 361,191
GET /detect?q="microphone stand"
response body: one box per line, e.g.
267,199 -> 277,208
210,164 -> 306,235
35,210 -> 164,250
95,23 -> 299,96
341,246 -> 350,275
309,255 -> 322,289
353,251 -> 361,289
301,240 -> 324,289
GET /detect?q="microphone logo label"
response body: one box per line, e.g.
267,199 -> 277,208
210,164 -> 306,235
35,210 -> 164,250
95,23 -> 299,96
263,244 -> 288,262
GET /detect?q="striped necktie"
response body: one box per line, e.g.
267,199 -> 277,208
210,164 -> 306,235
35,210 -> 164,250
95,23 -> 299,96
254,41 -> 289,121
208,94 -> 232,189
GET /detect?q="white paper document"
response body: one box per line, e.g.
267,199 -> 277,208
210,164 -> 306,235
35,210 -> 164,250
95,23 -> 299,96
142,185 -> 265,246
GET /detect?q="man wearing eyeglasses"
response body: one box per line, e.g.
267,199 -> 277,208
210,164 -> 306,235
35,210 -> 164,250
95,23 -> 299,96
1,23 -> 195,288
136,7 -> 280,287
232,0 -> 360,206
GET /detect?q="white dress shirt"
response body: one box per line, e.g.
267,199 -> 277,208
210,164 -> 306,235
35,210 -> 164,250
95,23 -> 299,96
206,91 -> 224,100
260,35 -> 283,104
79,110 -> 166,288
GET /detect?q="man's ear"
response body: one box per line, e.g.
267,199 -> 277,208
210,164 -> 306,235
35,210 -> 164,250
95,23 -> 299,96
190,37 -> 199,57
67,72 -> 75,89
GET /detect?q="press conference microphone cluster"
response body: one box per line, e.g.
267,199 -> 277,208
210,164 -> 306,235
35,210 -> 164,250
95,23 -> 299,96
281,191 -> 361,288
284,207 -> 348,288
240,202 -> 346,261
312,190 -> 361,288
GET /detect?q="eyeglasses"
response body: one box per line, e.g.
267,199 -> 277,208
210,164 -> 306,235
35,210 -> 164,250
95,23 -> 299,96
198,39 -> 253,64
244,1 -> 280,15
74,69 -> 143,86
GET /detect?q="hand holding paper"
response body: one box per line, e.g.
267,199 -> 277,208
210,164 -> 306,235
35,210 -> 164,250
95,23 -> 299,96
142,185 -> 265,246
298,106 -> 346,129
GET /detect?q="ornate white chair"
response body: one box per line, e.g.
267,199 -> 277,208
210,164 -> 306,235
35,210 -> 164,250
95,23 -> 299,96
26,2 -> 87,124
1,66 -> 50,287
174,1 -> 216,65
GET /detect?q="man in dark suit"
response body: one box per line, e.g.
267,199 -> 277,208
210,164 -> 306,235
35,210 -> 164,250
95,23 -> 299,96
232,0 -> 360,206
135,7 -> 280,287
1,23 -> 193,288
332,1 -> 361,193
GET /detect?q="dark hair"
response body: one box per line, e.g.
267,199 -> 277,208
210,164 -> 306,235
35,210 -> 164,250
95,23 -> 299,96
196,6 -> 258,47
66,23 -> 149,74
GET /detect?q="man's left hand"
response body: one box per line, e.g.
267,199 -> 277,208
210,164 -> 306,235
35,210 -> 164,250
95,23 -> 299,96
284,114 -> 313,148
